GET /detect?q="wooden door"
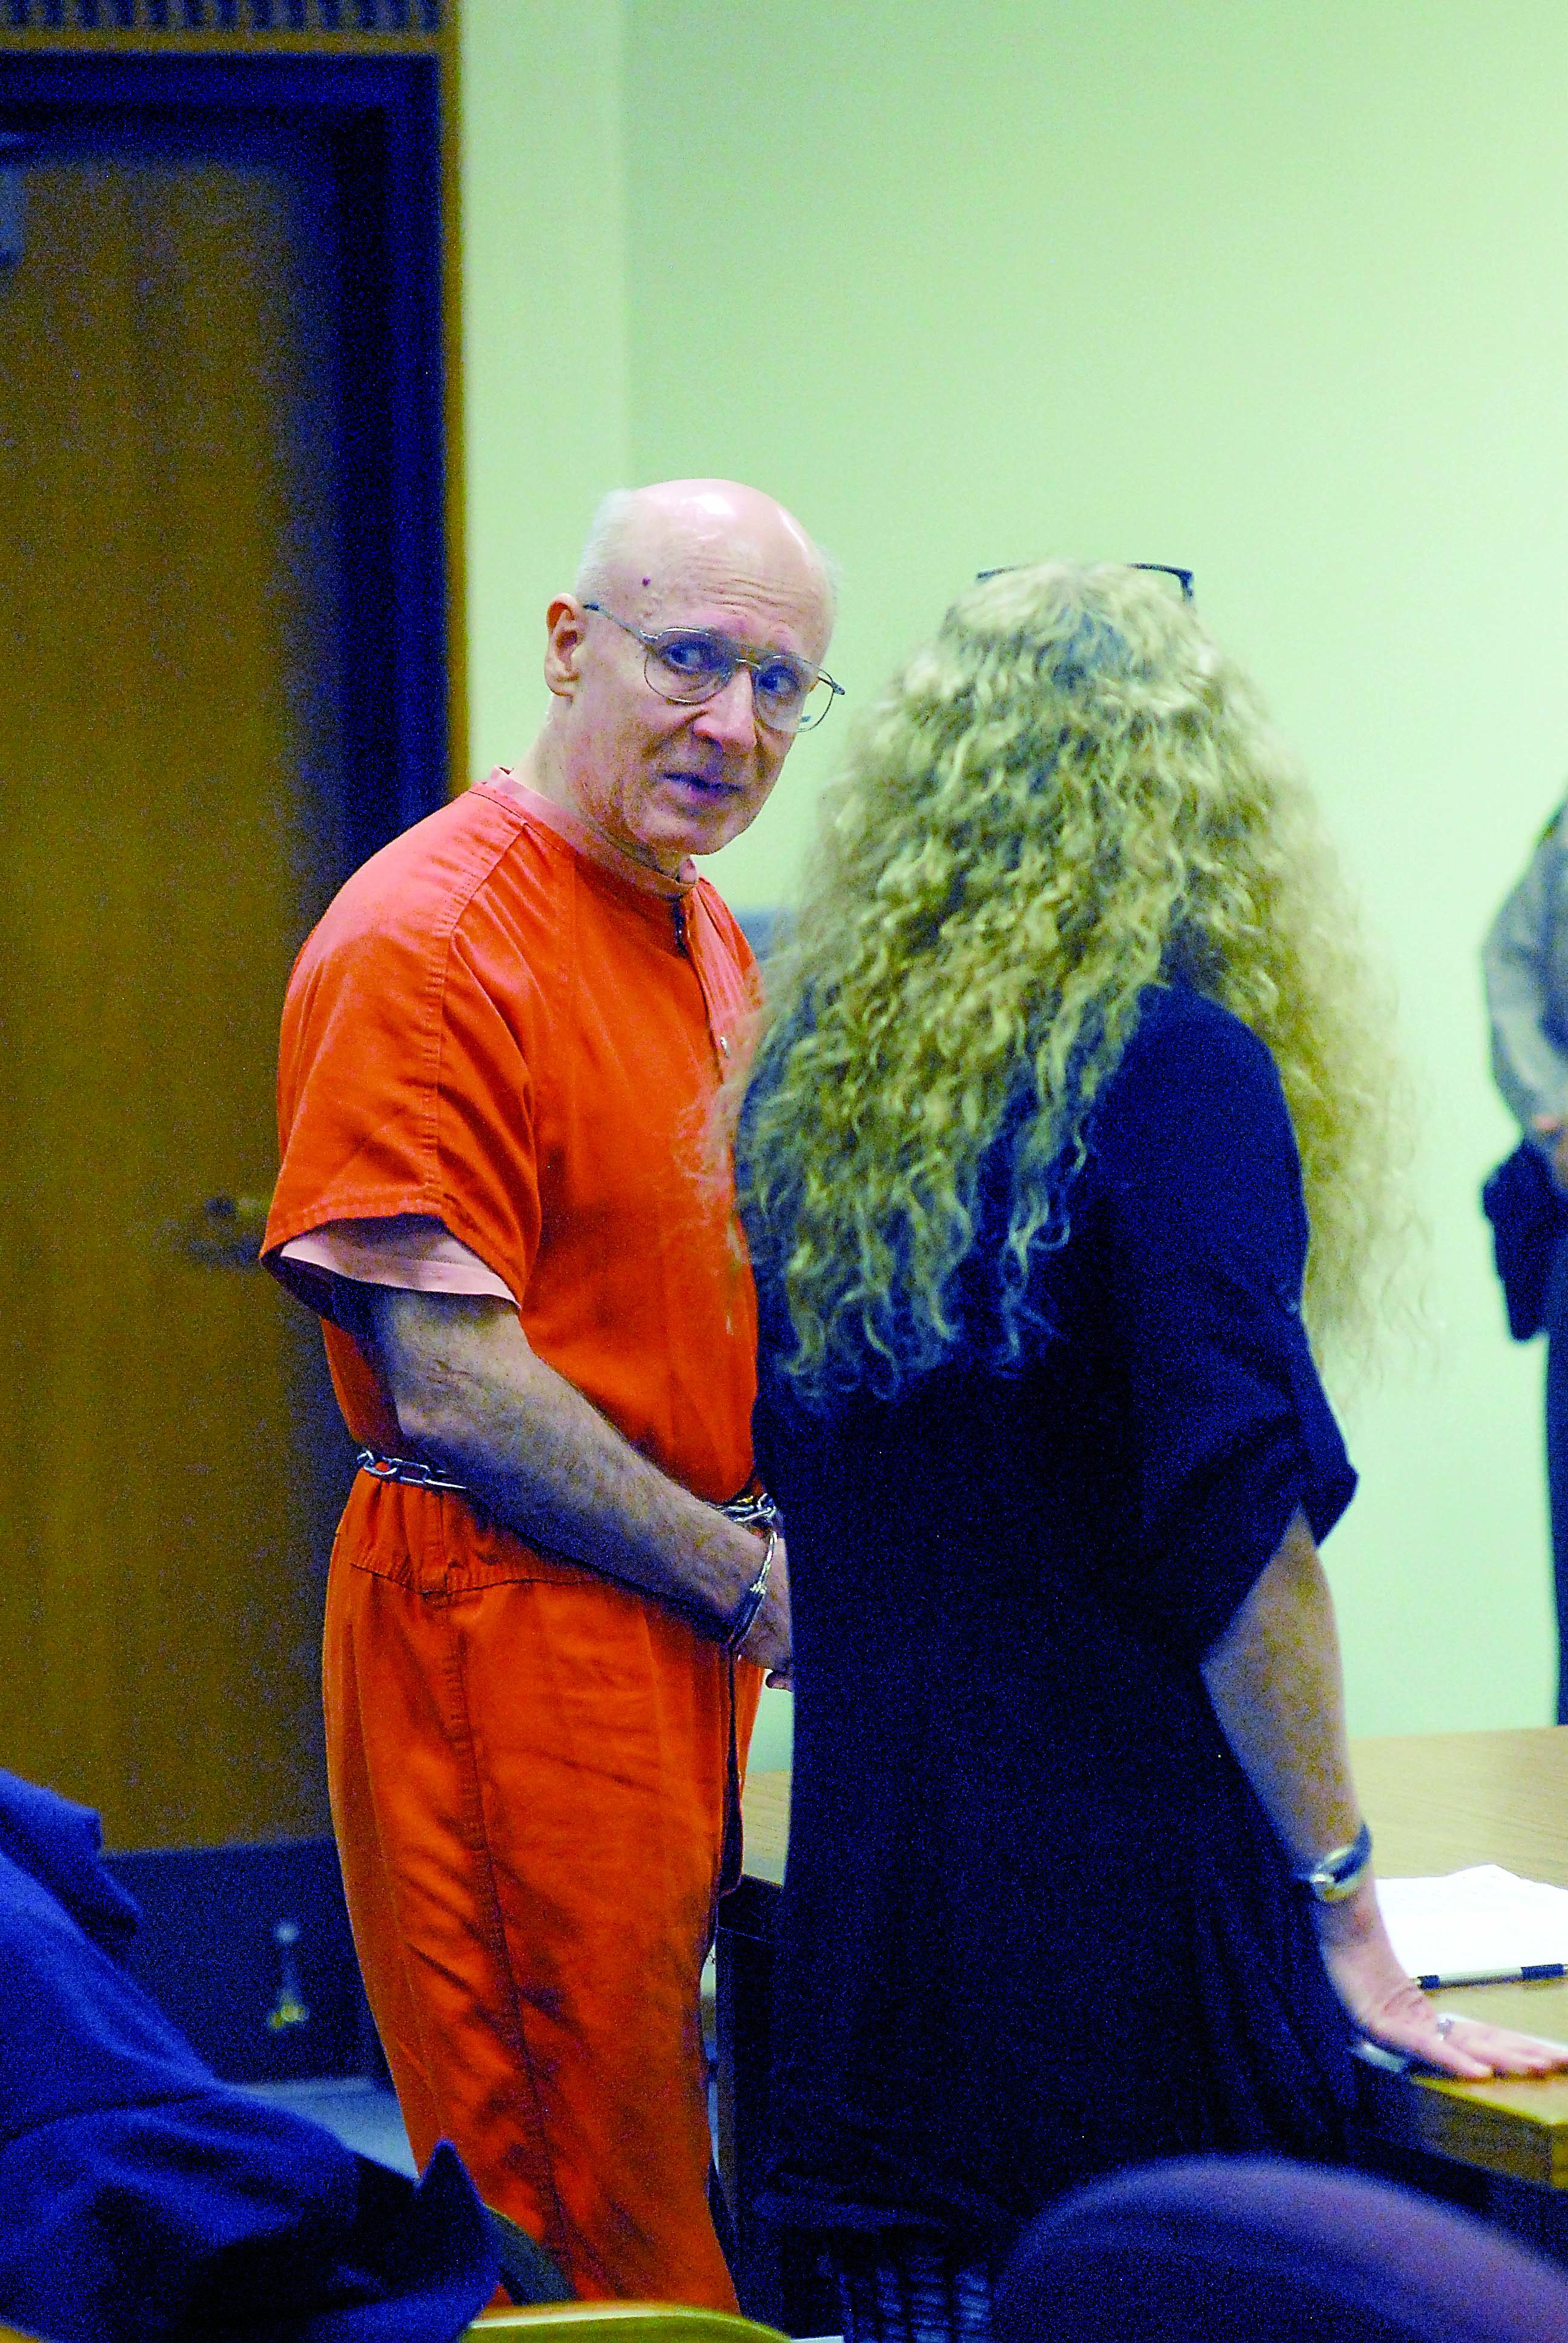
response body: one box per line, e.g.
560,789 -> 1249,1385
0,120 -> 359,1847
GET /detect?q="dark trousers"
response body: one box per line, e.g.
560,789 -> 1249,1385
1545,1234 -> 1568,1724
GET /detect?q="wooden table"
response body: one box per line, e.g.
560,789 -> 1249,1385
1351,1729 -> 1568,2190
716,1730 -> 1568,2324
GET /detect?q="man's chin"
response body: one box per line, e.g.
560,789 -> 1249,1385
653,789 -> 757,859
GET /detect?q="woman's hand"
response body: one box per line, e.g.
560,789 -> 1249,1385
1197,1515 -> 1568,2080
1316,1882 -> 1568,2079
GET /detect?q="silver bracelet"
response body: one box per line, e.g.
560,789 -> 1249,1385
1293,1820 -> 1373,1904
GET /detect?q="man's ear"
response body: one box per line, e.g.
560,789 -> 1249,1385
544,595 -> 587,700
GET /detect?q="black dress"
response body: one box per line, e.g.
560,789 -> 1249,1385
746,983 -> 1361,2262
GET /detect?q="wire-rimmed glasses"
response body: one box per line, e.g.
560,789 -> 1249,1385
581,601 -> 845,734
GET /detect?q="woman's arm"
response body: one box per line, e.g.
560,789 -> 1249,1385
1200,1509 -> 1567,2079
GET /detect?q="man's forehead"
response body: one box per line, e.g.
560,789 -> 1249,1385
619,533 -> 829,649
617,519 -> 795,591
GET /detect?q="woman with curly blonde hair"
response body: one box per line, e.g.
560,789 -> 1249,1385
736,563 -> 1563,2343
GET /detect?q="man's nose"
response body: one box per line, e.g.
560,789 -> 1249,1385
691,667 -> 760,748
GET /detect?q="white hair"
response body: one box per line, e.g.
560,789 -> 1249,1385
574,490 -> 642,604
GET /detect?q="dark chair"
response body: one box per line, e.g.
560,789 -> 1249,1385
992,2156 -> 1568,2342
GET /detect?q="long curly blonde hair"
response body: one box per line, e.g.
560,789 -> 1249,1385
737,561 -> 1406,1409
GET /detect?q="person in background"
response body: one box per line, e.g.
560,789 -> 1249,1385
1484,800 -> 1568,1720
262,480 -> 838,2307
736,562 -> 1568,2343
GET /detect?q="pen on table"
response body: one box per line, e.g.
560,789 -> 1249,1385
1415,1961 -> 1568,1990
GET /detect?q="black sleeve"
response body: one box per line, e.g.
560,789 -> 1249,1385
1086,991 -> 1356,1660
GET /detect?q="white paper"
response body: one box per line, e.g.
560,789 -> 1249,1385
1377,1865 -> 1568,1980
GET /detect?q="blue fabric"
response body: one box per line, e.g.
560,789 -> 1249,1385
749,985 -> 1361,2253
1482,1141 -> 1567,1341
0,1770 -> 497,2342
1544,1234 -> 1568,1724
994,2156 -> 1568,2343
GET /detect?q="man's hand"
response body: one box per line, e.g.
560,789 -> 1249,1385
1534,1112 -> 1568,1191
738,1531 -> 792,1686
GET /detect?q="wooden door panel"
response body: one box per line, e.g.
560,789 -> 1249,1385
0,129 -> 352,1846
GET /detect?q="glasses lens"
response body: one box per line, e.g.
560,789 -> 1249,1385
791,676 -> 838,732
752,657 -> 815,733
645,629 -> 828,733
647,631 -> 735,703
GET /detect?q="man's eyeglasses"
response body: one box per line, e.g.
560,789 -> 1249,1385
581,602 -> 845,735
975,562 -> 1195,601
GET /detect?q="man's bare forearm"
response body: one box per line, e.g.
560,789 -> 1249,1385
362,1286 -> 788,1666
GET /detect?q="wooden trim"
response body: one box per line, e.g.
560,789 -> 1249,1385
0,4 -> 442,45
439,0 -> 465,793
0,30 -> 442,48
1358,2059 -> 1568,2191
0,28 -> 460,839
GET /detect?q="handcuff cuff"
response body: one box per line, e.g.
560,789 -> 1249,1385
714,1490 -> 780,1652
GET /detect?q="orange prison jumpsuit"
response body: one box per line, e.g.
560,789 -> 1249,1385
262,776 -> 763,2307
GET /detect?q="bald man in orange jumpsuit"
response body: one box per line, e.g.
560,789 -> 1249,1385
261,482 -> 839,2308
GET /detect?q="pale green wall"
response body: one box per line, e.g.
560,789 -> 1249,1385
460,0 -> 630,778
464,0 -> 1568,1754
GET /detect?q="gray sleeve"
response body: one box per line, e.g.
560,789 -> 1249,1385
1483,816 -> 1568,1133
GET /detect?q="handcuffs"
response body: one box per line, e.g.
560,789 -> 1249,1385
359,1447 -> 780,1654
715,1490 -> 780,1652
